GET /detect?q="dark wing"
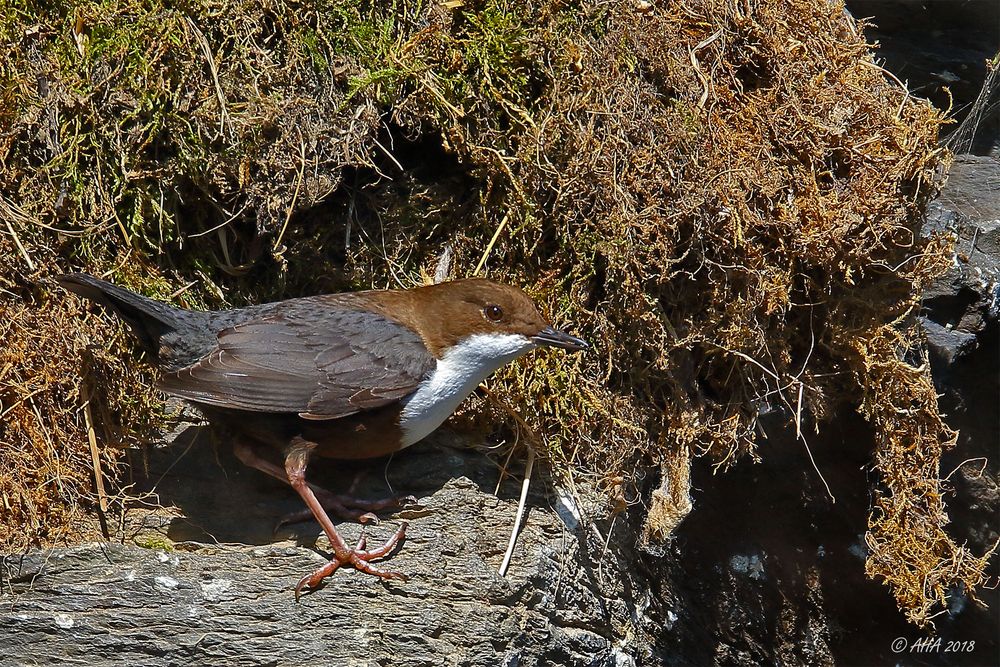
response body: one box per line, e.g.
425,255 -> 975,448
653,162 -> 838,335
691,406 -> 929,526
157,306 -> 435,420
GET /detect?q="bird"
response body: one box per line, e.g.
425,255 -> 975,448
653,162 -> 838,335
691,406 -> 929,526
57,272 -> 587,597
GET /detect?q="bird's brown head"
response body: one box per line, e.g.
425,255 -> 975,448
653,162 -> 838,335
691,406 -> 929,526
388,278 -> 587,360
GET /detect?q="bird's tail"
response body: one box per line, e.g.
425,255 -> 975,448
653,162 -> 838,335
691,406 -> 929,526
56,273 -> 185,358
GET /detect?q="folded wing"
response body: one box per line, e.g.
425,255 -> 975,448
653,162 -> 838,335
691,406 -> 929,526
157,305 -> 434,419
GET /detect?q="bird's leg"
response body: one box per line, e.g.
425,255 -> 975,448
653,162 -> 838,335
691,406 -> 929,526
232,439 -> 412,526
284,437 -> 408,599
275,473 -> 417,529
275,491 -> 419,531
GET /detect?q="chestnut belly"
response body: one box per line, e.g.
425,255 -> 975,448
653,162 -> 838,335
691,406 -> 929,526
195,403 -> 409,460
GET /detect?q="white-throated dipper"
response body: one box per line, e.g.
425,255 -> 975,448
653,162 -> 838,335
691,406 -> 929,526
57,273 -> 586,597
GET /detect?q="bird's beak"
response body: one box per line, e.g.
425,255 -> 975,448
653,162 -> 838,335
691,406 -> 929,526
532,325 -> 588,352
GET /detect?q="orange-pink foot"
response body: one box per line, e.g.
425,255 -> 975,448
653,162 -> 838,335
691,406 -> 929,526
294,522 -> 409,601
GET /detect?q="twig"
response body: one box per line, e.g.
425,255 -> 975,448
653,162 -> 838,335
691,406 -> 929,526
474,212 -> 511,276
943,457 -> 988,482
498,445 -> 534,578
274,134 -> 307,252
716,346 -> 781,381
478,385 -> 541,577
168,280 -> 198,300
186,201 -> 249,239
791,311 -> 834,502
185,17 -> 231,138
690,30 -> 723,109
81,381 -> 110,537
796,382 -> 835,503
372,136 -> 404,173
493,432 -> 519,495
3,219 -> 35,271
859,59 -> 910,119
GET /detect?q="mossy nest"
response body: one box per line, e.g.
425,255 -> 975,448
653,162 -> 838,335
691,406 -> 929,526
1,0 -> 993,626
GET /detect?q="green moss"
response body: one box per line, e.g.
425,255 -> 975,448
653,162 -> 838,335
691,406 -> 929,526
460,3 -> 534,99
133,533 -> 174,552
297,27 -> 329,72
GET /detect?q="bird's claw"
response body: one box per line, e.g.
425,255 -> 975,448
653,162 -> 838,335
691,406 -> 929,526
294,521 -> 409,601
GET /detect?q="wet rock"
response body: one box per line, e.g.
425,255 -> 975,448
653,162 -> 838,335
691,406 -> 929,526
922,155 -> 1000,369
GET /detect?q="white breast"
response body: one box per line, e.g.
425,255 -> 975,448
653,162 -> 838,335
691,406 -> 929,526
398,333 -> 536,448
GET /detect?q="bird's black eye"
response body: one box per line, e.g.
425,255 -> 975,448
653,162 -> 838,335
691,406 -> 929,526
484,304 -> 504,322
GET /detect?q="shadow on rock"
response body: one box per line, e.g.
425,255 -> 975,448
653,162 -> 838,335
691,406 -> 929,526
128,425 -> 539,548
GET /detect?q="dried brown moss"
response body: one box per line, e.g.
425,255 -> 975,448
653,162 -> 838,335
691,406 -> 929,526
0,251 -> 162,550
852,321 -> 996,626
0,0 -> 993,625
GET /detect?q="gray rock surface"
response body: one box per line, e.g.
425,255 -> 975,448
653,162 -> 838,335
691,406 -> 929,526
1,432 -> 642,666
922,154 -> 1000,368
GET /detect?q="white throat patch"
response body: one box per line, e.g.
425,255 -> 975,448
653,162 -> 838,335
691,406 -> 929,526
398,333 -> 535,447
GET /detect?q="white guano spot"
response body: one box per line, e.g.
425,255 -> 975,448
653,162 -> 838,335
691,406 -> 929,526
200,578 -> 232,601
54,614 -> 74,629
155,575 -> 179,590
156,551 -> 180,566
399,333 -> 535,447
